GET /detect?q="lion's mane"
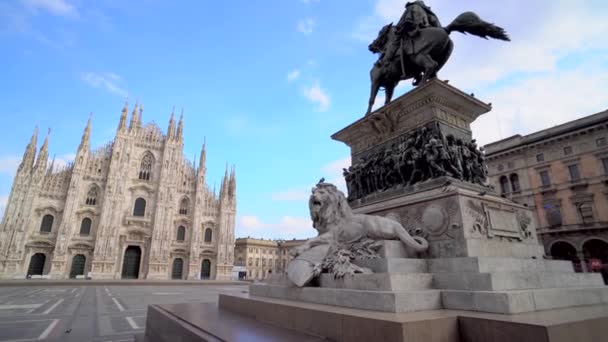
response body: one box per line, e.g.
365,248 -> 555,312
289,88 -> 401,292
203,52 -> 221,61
309,183 -> 352,234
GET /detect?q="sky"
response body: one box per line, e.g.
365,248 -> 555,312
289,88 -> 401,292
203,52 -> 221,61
0,0 -> 607,240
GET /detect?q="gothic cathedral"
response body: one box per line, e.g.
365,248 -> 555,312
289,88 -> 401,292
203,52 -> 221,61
0,102 -> 237,280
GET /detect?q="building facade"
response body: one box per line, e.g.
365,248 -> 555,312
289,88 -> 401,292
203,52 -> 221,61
485,110 -> 608,276
0,102 -> 237,280
234,238 -> 306,280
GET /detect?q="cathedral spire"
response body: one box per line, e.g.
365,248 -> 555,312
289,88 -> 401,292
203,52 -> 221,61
129,100 -> 139,131
167,107 -> 176,140
229,165 -> 236,199
35,128 -> 50,171
47,154 -> 56,175
79,113 -> 92,150
138,103 -> 143,126
177,109 -> 184,141
18,126 -> 38,172
220,163 -> 229,198
118,98 -> 128,131
198,137 -> 207,173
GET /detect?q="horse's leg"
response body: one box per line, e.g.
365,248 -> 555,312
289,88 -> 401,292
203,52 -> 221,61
412,53 -> 438,84
412,49 -> 439,84
367,72 -> 381,115
384,83 -> 396,105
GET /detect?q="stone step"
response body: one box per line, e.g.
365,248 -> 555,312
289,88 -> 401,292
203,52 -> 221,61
353,258 -> 428,273
377,240 -> 421,258
144,302 -> 325,342
249,283 -> 442,313
434,271 -> 604,291
319,273 -> 433,291
428,257 -> 573,273
219,293 -> 457,342
442,286 -> 608,314
262,274 -> 293,286
218,293 -> 608,342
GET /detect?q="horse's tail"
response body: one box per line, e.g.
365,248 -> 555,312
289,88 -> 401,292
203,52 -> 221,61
444,12 -> 510,41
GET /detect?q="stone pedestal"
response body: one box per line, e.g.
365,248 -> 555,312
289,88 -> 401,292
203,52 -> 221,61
332,78 -> 490,170
334,80 -> 545,260
352,177 -> 544,260
139,81 -> 608,341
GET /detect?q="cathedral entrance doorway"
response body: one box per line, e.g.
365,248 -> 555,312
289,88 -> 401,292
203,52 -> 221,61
171,258 -> 183,280
27,253 -> 46,277
69,254 -> 86,278
121,246 -> 141,279
201,259 -> 211,279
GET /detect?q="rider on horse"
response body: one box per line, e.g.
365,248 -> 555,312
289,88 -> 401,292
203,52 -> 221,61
377,1 -> 441,77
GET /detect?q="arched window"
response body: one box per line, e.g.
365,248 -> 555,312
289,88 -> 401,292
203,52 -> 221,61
79,218 -> 92,235
204,228 -> 212,243
85,186 -> 98,205
39,214 -> 54,233
133,198 -> 146,217
510,174 -> 520,192
179,198 -> 189,215
176,226 -> 186,241
138,152 -> 154,181
578,203 -> 594,225
499,176 -> 509,194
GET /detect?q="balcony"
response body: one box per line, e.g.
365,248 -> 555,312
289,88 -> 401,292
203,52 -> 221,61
569,178 -> 589,190
540,184 -> 556,195
537,222 -> 608,234
172,239 -> 188,247
123,213 -> 153,228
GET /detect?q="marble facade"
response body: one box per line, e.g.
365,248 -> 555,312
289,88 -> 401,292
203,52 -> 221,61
0,102 -> 236,280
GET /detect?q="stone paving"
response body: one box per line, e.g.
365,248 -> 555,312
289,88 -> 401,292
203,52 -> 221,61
0,284 -> 248,341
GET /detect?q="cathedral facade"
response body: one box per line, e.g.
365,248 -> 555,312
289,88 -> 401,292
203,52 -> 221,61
0,102 -> 236,280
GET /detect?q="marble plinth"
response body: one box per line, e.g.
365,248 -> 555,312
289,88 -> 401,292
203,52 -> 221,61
140,292 -> 608,342
142,302 -> 324,342
254,252 -> 605,314
350,180 -> 545,260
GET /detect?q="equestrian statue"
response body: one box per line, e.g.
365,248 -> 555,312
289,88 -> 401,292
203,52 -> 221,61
366,1 -> 510,115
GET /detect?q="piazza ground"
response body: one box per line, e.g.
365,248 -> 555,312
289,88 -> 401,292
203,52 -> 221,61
0,283 -> 248,342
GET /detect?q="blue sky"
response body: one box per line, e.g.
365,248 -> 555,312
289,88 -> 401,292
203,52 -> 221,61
1,0 -> 607,240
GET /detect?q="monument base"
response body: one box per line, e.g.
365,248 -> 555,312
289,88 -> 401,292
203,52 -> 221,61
142,292 -> 608,342
250,253 -> 607,314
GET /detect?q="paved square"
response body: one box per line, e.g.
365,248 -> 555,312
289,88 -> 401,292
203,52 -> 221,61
0,284 -> 248,341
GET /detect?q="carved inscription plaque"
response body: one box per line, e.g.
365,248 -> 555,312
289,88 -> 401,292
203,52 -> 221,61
484,203 -> 521,240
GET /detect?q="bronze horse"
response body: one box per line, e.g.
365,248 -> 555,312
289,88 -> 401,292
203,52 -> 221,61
366,6 -> 510,115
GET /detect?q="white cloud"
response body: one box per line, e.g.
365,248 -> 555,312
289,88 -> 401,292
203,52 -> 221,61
23,0 -> 78,18
473,64 -> 608,146
52,153 -> 75,170
441,1 -> 608,89
320,157 -> 350,193
297,18 -> 315,35
301,0 -> 320,4
287,69 -> 301,82
0,157 -> 21,176
302,82 -> 330,112
237,215 -> 314,239
81,72 -> 128,97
